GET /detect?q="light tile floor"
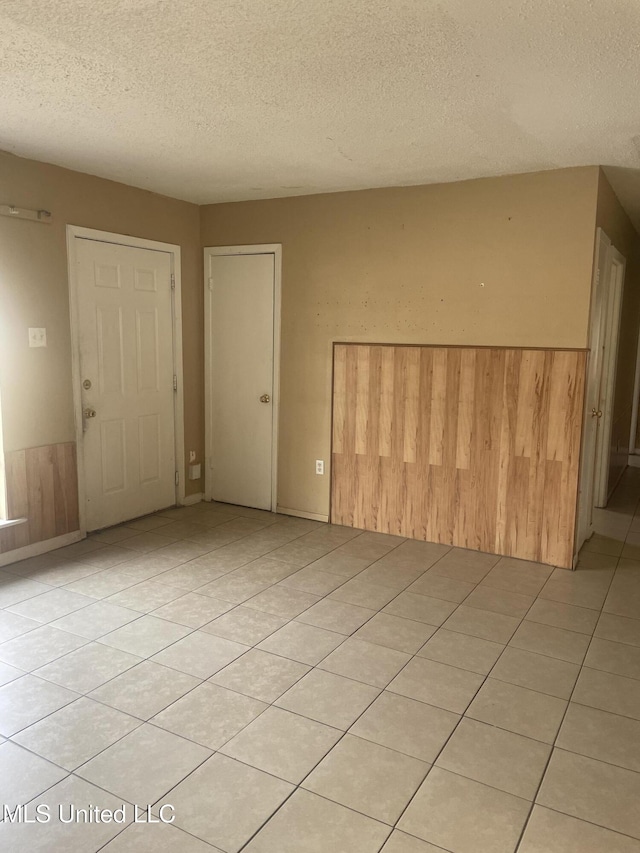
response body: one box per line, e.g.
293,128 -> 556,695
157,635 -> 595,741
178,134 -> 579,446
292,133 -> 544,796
1,471 -> 640,851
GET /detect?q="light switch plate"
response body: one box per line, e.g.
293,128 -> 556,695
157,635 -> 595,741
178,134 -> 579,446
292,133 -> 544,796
28,328 -> 47,347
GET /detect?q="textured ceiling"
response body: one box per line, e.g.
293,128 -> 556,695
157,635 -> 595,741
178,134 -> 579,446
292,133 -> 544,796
1,0 -> 640,217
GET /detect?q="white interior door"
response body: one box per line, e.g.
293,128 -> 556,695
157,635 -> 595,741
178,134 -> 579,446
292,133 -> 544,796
75,238 -> 176,530
576,228 -> 611,552
205,250 -> 277,510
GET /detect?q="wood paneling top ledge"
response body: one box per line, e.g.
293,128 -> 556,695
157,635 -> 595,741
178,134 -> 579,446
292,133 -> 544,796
333,342 -> 588,352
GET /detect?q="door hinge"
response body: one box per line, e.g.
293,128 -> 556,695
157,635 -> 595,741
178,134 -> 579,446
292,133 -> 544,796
208,277 -> 213,292
175,471 -> 179,486
171,273 -> 176,290
173,375 -> 178,392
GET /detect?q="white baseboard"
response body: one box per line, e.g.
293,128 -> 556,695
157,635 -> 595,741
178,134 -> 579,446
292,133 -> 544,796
0,530 -> 84,567
276,506 -> 329,523
0,517 -> 27,531
181,492 -> 203,506
628,455 -> 640,468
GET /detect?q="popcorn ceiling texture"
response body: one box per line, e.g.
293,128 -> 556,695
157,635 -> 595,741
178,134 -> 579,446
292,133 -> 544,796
1,0 -> 639,218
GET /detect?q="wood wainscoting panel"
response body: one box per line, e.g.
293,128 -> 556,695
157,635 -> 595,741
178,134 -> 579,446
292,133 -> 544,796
0,442 -> 79,554
331,345 -> 586,568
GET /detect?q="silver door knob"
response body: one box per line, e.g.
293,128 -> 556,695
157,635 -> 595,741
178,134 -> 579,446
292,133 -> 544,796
591,408 -> 603,418
83,408 -> 97,418
260,394 -> 271,403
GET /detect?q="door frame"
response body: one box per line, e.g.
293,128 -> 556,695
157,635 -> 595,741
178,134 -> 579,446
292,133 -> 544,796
66,225 -> 185,534
203,244 -> 282,511
628,306 -> 640,460
576,227 -> 611,555
594,246 -> 626,504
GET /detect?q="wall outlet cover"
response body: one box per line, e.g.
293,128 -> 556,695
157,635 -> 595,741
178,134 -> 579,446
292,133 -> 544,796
28,328 -> 47,347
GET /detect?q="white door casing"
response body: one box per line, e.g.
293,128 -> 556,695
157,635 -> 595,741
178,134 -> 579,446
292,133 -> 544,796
576,228 -> 611,553
594,246 -> 625,505
68,229 -> 184,531
576,229 -> 628,555
204,245 -> 281,511
629,306 -> 640,458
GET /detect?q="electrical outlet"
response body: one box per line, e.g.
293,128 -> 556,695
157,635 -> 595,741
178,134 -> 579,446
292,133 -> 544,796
28,328 -> 47,348
315,460 -> 324,475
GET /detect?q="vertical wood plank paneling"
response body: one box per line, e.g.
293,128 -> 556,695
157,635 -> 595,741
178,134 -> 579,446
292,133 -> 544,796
0,451 -> 31,552
552,350 -> 586,566
332,345 -> 347,455
440,348 -> 461,543
515,351 -> 536,458
429,348 -> 447,466
546,351 -> 570,463
364,346 -> 383,533
340,346 -> 359,527
416,348 -> 433,543
355,346 -> 370,456
403,348 -> 420,464
64,443 -> 80,534
456,349 -> 476,470
0,442 -> 79,555
331,344 -> 586,568
524,350 -> 551,558
378,347 -> 394,458
390,348 -> 408,535
29,444 -> 57,543
495,349 -> 520,555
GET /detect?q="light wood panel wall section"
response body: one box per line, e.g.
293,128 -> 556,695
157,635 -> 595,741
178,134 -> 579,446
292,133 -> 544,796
0,443 -> 79,554
331,345 -> 587,568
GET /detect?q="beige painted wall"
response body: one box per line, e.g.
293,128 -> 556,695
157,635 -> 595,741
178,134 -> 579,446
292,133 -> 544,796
595,169 -> 640,493
201,167 -> 600,517
0,152 -> 203,497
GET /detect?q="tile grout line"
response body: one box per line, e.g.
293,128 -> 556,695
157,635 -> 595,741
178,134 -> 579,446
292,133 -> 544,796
4,488 -> 640,850
1,529 -> 519,792
0,524 -> 400,747
1,520 -> 416,845
512,532 -> 623,852
6,527 -> 436,848
128,533 -> 424,853
387,565 -> 549,846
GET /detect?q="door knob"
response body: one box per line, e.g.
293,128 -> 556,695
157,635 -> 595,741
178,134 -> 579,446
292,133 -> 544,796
83,408 -> 97,418
260,394 -> 271,403
591,408 -> 603,418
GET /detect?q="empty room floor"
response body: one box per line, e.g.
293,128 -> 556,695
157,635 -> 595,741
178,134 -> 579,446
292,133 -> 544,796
1,478 -> 640,851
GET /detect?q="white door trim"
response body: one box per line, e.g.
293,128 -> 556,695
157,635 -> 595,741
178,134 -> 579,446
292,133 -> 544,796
203,244 -> 282,512
576,228 -> 610,555
629,307 -> 640,457
594,246 -> 626,505
66,225 -> 185,534
0,530 -> 84,568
